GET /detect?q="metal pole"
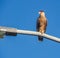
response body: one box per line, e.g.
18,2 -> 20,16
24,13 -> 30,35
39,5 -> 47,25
17,30 -> 60,42
0,26 -> 60,43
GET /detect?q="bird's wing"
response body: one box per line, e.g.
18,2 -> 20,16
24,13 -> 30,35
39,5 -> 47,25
36,17 -> 40,31
46,19 -> 47,26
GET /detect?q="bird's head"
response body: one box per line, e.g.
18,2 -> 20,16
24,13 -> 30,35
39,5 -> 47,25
38,10 -> 45,16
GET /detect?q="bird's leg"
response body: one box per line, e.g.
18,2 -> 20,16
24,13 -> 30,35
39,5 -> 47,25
41,30 -> 44,34
39,30 -> 44,37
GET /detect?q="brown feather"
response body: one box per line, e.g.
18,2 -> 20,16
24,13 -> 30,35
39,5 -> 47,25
36,11 -> 47,41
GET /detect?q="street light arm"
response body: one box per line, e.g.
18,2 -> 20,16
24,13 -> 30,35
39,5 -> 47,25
0,26 -> 60,43
17,30 -> 60,43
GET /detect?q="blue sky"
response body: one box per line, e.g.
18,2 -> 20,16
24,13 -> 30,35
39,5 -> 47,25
0,0 -> 60,58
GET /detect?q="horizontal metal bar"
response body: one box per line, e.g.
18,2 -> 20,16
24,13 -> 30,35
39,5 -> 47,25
0,26 -> 60,43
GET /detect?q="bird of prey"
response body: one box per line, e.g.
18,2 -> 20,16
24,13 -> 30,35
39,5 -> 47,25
36,10 -> 47,41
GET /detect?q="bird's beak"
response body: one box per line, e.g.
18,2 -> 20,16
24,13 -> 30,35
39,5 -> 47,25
38,12 -> 40,14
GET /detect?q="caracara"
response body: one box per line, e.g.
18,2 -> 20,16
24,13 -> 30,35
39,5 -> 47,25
36,10 -> 47,41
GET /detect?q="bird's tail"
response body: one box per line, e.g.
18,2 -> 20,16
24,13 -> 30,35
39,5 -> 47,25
38,36 -> 43,41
